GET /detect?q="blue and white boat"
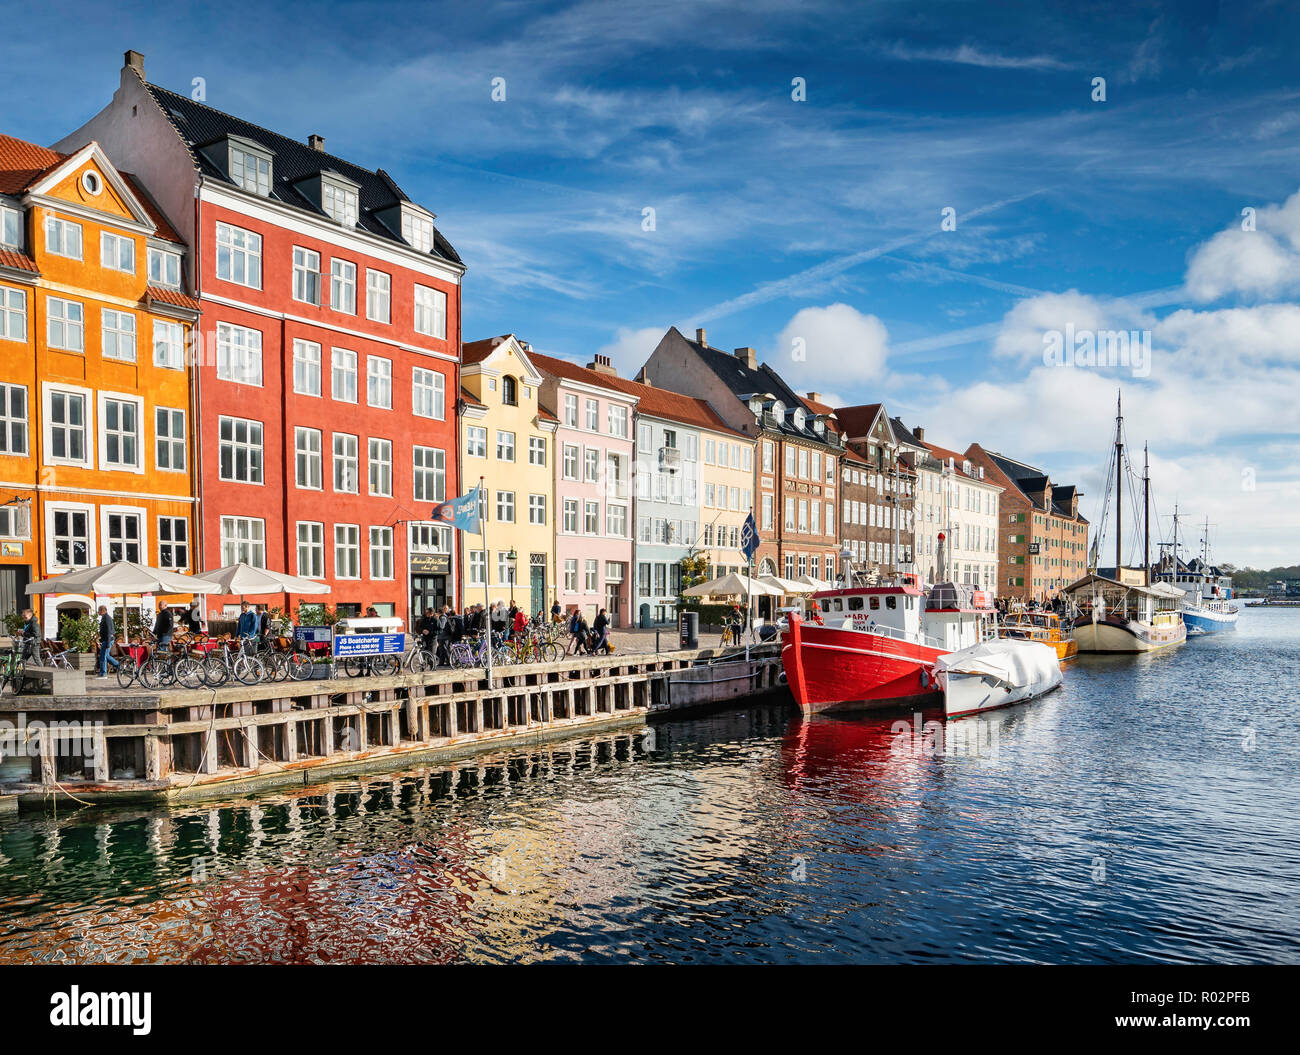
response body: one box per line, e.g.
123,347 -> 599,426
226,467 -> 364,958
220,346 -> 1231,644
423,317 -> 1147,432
1155,512 -> 1239,634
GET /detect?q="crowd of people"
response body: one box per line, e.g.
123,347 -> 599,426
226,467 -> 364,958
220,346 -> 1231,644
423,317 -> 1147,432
412,601 -> 614,666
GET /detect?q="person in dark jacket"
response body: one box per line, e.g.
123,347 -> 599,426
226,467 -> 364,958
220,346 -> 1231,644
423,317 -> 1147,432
256,605 -> 272,645
95,605 -> 120,678
575,613 -> 591,654
416,607 -> 437,655
153,606 -> 174,651
435,605 -> 452,666
236,602 -> 258,641
186,600 -> 205,634
591,608 -> 610,654
19,608 -> 39,664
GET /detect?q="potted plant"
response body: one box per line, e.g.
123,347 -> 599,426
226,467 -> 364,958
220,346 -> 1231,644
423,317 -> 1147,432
58,613 -> 100,670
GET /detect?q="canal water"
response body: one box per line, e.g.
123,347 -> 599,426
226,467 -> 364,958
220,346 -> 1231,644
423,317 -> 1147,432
1,606 -> 1296,964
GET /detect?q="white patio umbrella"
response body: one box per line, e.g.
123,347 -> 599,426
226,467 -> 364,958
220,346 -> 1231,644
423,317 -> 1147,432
200,563 -> 331,598
759,574 -> 814,595
683,572 -> 780,598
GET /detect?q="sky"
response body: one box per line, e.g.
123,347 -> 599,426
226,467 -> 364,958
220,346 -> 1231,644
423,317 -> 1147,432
4,0 -> 1299,568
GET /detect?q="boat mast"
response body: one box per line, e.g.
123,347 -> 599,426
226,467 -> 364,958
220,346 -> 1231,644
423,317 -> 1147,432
1114,390 -> 1123,576
1143,442 -> 1150,585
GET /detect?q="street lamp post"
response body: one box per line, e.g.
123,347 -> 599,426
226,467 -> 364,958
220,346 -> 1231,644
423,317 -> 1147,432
507,547 -> 517,605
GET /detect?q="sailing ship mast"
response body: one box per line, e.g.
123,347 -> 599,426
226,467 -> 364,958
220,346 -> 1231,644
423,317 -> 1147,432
1143,442 -> 1150,585
1114,391 -> 1123,576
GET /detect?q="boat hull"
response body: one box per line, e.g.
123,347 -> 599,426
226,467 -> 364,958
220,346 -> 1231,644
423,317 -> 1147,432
1072,616 -> 1186,653
1181,607 -> 1239,634
938,639 -> 1063,719
781,618 -> 943,714
942,670 -> 1062,719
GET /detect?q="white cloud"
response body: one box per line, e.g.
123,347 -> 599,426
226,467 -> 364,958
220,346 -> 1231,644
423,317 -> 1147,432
1185,188 -> 1300,302
772,303 -> 889,390
595,326 -> 665,376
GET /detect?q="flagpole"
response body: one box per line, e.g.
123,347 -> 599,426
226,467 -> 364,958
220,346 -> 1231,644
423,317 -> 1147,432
479,475 -> 492,688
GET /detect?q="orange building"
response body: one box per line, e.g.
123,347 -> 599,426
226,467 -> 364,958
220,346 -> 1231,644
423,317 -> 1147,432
0,134 -> 199,635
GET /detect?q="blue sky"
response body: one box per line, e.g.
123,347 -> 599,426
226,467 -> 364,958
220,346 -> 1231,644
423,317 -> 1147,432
5,0 -> 1299,566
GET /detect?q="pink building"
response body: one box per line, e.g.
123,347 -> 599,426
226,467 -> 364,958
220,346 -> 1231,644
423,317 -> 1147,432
531,352 -> 637,626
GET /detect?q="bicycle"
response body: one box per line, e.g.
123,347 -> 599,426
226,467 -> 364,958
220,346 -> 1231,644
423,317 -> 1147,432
41,641 -> 73,669
504,629 -> 560,665
401,640 -> 437,674
449,631 -> 512,670
719,621 -> 745,647
0,648 -> 23,695
202,638 -> 266,687
115,636 -> 153,689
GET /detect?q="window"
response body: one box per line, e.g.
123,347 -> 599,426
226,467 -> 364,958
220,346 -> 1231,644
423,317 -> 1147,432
584,448 -> 599,483
606,504 -> 627,537
529,436 -> 546,466
784,497 -> 795,531
585,560 -> 598,592
101,309 -> 136,361
501,375 -> 517,406
563,499 -> 579,533
215,222 -> 261,287
565,394 -> 579,427
466,426 -> 487,458
216,322 -> 263,385
334,524 -> 361,579
370,527 -> 394,580
608,404 -> 628,438
0,287 -> 25,342
762,494 -> 773,531
47,298 -> 84,352
293,247 -> 321,305
100,232 -> 135,273
219,416 -> 264,483
0,206 -> 19,249
148,247 -> 182,288
333,433 -> 359,492
402,210 -> 435,252
366,269 -> 391,323
412,367 -> 444,419
229,145 -> 271,196
584,500 -> 599,534
496,490 -> 515,523
45,217 -> 82,259
331,348 -> 357,402
413,445 -> 445,502
322,181 -> 358,226
155,407 -> 185,471
585,399 -> 598,431
0,384 -> 27,455
330,259 -> 356,314
297,522 -> 325,578
367,356 -> 392,408
221,516 -> 265,567
153,320 -> 184,369
563,444 -> 579,480
294,427 -> 322,489
293,340 -> 321,395
498,551 -> 515,586
496,430 -> 515,461
99,396 -> 140,470
469,549 -> 487,586
158,516 -> 189,570
51,508 -> 91,568
103,511 -> 143,563
414,285 -> 446,338
564,559 -> 578,592
47,389 -> 88,464
529,494 -> 546,525
369,438 -> 392,497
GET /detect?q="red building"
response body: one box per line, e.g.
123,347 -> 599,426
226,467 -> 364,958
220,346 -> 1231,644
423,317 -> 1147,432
60,52 -> 465,622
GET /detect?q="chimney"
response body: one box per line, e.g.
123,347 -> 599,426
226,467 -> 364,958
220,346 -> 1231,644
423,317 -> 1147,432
635,366 -> 653,386
734,346 -> 757,370
806,391 -> 822,404
124,50 -> 145,78
587,354 -> 618,376
913,425 -> 925,443
308,134 -> 326,152
695,328 -> 706,346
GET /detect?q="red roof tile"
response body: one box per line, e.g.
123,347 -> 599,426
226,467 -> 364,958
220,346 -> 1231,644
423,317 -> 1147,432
832,403 -> 884,437
0,249 -> 37,274
0,134 -> 63,195
460,386 -> 485,409
146,285 -> 200,311
462,335 -> 513,365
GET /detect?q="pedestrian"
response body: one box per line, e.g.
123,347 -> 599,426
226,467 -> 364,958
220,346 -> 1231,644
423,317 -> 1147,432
550,600 -> 563,624
186,599 -> 206,635
19,607 -> 39,664
95,604 -> 120,679
567,608 -> 583,654
153,604 -> 174,652
512,606 -> 528,639
575,612 -> 591,654
236,601 -> 258,642
256,605 -> 272,645
591,607 -> 610,654
417,606 -> 437,655
435,605 -> 452,666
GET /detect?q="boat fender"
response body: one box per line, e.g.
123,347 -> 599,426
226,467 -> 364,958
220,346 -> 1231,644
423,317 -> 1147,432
920,667 -> 930,690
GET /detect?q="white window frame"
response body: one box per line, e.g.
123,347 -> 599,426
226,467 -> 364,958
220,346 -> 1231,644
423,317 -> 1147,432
297,521 -> 326,578
334,523 -> 361,579
413,284 -> 447,338
369,526 -> 394,580
0,382 -> 28,457
157,515 -> 189,571
44,216 -> 82,260
155,405 -> 186,472
218,414 -> 264,484
367,355 -> 392,409
42,383 -> 93,469
101,308 -> 137,362
293,339 -> 321,396
0,286 -> 26,342
215,322 -> 263,386
413,445 -> 445,503
412,366 -> 445,420
369,437 -> 393,497
292,246 -> 321,305
333,432 -> 359,493
214,222 -> 262,288
152,319 -> 185,369
220,515 -> 266,568
366,269 -> 391,323
331,258 -> 357,314
46,297 -> 84,353
294,426 -> 323,490
331,347 -> 358,403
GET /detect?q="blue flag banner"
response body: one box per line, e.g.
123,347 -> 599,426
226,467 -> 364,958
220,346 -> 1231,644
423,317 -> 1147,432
740,511 -> 760,562
431,485 -> 483,533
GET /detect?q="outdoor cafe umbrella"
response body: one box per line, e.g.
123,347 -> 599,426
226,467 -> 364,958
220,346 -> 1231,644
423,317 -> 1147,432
199,563 -> 331,627
758,574 -> 814,595
26,560 -> 222,638
682,572 -> 780,598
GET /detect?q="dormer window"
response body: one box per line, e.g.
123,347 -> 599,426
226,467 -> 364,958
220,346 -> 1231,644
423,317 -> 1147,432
147,246 -> 182,288
401,208 -> 435,252
322,179 -> 359,227
772,400 -> 785,419
792,407 -> 806,430
229,143 -> 272,197
814,418 -> 825,435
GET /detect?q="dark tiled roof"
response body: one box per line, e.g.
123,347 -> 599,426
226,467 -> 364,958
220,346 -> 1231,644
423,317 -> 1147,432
674,328 -> 836,446
834,403 -> 884,438
142,81 -> 462,267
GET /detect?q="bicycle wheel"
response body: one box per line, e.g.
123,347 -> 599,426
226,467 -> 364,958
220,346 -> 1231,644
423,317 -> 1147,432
115,657 -> 137,689
492,647 -> 515,667
266,651 -> 289,682
137,659 -> 160,690
374,655 -> 401,678
285,652 -> 313,681
407,649 -> 433,674
233,655 -> 264,685
155,656 -> 178,687
202,655 -> 230,688
540,642 -> 561,663
174,656 -> 205,690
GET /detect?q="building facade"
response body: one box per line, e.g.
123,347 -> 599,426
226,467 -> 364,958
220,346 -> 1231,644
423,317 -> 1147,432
697,426 -> 755,580
460,336 -> 557,616
965,444 -> 1087,602
59,52 -> 464,623
838,447 -> 871,577
832,403 -> 915,580
919,439 -> 1002,596
641,329 -> 841,613
530,351 -> 635,625
0,134 -> 198,635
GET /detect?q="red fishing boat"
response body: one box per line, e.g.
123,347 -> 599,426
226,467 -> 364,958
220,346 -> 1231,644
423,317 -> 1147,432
782,574 -> 995,715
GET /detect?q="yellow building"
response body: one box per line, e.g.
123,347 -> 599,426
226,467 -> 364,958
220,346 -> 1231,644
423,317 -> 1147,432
459,336 -> 557,615
698,427 -> 755,578
0,134 -> 198,634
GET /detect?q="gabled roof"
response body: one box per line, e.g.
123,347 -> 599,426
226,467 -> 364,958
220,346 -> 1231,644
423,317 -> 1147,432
141,79 -> 462,267
459,386 -> 484,409
921,439 -> 969,466
462,335 -> 512,366
834,403 -> 887,440
527,351 -> 639,404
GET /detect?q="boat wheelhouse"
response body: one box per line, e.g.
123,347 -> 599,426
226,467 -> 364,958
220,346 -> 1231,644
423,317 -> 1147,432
1064,572 -> 1187,652
998,610 -> 1078,662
